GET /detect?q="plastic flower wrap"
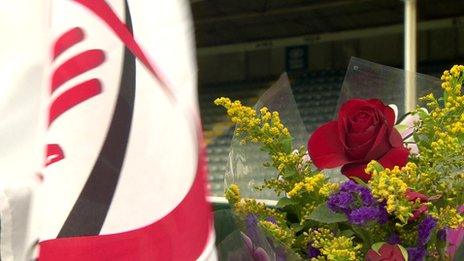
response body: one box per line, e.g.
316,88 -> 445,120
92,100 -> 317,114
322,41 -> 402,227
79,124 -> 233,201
214,58 -> 464,260
222,73 -> 309,200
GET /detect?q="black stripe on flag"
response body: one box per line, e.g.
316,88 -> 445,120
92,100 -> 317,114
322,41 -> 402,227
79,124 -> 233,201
58,0 -> 135,237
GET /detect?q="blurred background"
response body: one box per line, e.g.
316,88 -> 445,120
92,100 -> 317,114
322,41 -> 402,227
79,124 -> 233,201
190,0 -> 464,196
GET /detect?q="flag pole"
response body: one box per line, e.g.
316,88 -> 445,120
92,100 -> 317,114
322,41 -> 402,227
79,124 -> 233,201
404,0 -> 417,112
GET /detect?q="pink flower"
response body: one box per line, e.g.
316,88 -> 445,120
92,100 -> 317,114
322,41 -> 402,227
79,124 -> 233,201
447,205 -> 464,258
447,226 -> 464,259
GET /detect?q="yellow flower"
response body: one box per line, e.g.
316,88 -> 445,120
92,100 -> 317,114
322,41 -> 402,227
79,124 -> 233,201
366,161 -> 413,225
306,228 -> 361,261
287,173 -> 326,198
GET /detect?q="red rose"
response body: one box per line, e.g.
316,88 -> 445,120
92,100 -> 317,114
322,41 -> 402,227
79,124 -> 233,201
405,189 -> 429,221
404,189 -> 429,202
308,99 -> 409,181
366,243 -> 406,261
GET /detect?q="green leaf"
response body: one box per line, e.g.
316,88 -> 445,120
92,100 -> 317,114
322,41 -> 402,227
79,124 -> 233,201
282,167 -> 297,178
276,197 -> 297,208
281,136 -> 293,154
394,124 -> 409,134
413,132 -> 429,144
291,223 -> 304,232
417,108 -> 429,120
308,203 -> 348,224
352,226 -> 373,253
213,209 -> 238,245
351,177 -> 369,187
397,244 -> 408,260
369,161 -> 385,173
370,242 -> 385,255
440,93 -> 447,106
455,241 -> 464,261
340,229 -> 355,237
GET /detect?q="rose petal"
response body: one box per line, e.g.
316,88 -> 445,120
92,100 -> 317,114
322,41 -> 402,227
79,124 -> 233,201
377,147 -> 410,169
339,116 -> 349,148
366,243 -> 406,261
339,99 -> 373,120
308,121 -> 349,169
349,110 -> 374,133
346,125 -> 376,148
405,189 -> 429,202
367,99 -> 396,126
382,105 -> 396,127
341,162 -> 372,182
366,99 -> 386,110
366,248 -> 382,261
410,204 -> 428,221
346,136 -> 376,160
378,244 -> 406,261
365,124 -> 391,160
389,128 -> 404,148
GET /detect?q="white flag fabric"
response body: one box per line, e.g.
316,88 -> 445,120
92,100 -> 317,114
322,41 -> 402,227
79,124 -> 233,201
1,0 -> 215,260
0,0 -> 47,260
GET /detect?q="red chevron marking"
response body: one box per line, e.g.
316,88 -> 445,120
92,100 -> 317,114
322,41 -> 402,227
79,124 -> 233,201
45,144 -> 65,166
49,78 -> 102,127
51,49 -> 105,94
53,27 -> 85,60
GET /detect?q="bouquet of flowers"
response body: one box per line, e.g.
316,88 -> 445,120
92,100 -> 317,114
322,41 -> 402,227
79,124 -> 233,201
213,61 -> 464,260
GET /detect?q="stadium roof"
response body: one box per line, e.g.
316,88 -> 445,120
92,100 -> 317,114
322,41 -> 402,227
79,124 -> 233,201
192,0 -> 464,48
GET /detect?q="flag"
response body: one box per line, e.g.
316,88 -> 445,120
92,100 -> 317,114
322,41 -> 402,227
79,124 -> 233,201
0,0 -> 47,259
36,0 -> 215,259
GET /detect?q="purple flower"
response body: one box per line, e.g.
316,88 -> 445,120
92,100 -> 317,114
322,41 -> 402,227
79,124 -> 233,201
275,247 -> 286,261
407,246 -> 426,261
348,206 -> 380,225
437,228 -> 446,241
252,247 -> 271,261
246,214 -> 259,242
328,180 -> 387,225
306,244 -> 321,258
265,216 -> 277,224
388,233 -> 401,244
358,186 -> 375,206
376,203 -> 389,224
339,180 -> 359,192
338,180 -> 374,206
241,232 -> 271,261
327,191 -> 353,214
417,216 -> 436,246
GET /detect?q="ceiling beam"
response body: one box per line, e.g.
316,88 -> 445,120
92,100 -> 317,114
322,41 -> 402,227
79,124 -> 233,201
195,0 -> 374,25
197,16 -> 464,56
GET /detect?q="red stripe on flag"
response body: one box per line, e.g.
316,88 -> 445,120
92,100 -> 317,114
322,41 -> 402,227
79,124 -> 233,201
51,49 -> 105,94
74,0 -> 174,100
53,27 -> 85,60
39,150 -> 212,260
45,144 -> 65,166
49,78 -> 102,126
